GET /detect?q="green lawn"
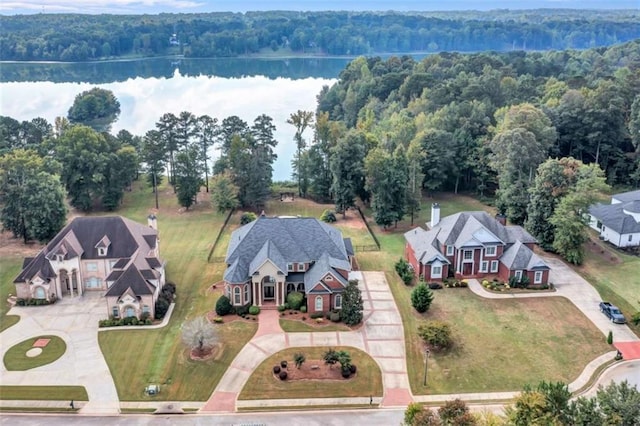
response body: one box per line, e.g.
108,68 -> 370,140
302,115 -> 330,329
98,181 -> 257,401
0,256 -> 23,332
576,236 -> 640,336
0,386 -> 88,401
238,346 -> 383,400
4,335 -> 66,371
358,192 -> 610,394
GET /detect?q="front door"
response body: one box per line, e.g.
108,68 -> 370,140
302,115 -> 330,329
264,284 -> 275,300
462,262 -> 473,276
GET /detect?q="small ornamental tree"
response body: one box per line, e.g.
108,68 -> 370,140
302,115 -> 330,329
323,348 -> 339,368
320,209 -> 337,223
294,352 -> 306,369
216,295 -> 232,316
336,350 -> 352,374
240,212 -> 257,225
418,320 -> 453,351
286,291 -> 304,310
181,316 -> 218,357
395,258 -> 414,285
341,279 -> 364,326
438,399 -> 471,424
411,282 -> 434,313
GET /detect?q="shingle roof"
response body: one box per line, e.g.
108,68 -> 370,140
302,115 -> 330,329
304,252 -> 348,293
500,241 -> 549,270
224,216 -> 351,284
105,264 -> 155,297
249,240 -> 287,275
404,227 -> 450,265
589,201 -> 640,234
612,189 -> 640,204
14,252 -> 56,283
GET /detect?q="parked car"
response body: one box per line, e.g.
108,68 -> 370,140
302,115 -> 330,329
599,302 -> 627,324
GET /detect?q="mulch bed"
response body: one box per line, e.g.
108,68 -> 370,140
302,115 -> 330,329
274,360 -> 355,381
206,311 -> 258,324
278,311 -> 362,331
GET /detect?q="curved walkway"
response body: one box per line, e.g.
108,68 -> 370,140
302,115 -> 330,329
0,293 -> 120,415
200,271 -> 413,413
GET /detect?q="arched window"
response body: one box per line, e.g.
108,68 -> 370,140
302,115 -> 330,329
234,287 -> 241,305
244,284 -> 250,304
112,306 -> 120,318
315,296 -> 323,312
286,283 -> 295,294
34,286 -> 45,299
125,307 -> 135,318
335,294 -> 343,309
297,283 -> 305,292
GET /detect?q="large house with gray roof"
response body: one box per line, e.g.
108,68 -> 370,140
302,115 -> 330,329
223,215 -> 355,314
14,215 -> 165,319
404,204 -> 549,285
588,189 -> 640,248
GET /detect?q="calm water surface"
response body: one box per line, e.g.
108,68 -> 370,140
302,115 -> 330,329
0,58 -> 350,180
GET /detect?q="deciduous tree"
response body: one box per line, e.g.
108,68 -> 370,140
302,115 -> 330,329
67,87 -> 120,132
181,316 -> 218,357
340,280 -> 363,326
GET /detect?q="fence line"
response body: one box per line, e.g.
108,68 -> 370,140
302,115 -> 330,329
207,208 -> 235,263
355,206 -> 381,251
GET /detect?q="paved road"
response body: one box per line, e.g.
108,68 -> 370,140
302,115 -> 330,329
579,360 -> 640,399
202,271 -> 412,412
0,293 -> 120,415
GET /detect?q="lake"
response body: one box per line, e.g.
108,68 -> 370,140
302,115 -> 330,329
0,57 -> 352,181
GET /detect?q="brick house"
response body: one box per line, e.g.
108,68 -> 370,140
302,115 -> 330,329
14,215 -> 165,319
223,215 -> 355,314
404,204 -> 549,285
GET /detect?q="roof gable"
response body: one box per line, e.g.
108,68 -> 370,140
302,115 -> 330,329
105,264 -> 155,297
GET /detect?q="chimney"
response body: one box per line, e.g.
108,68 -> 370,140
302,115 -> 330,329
430,203 -> 440,228
495,214 -> 507,226
147,214 -> 157,230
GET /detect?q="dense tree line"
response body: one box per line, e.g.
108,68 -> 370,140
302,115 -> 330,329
1,10 -> 639,61
309,40 -> 639,263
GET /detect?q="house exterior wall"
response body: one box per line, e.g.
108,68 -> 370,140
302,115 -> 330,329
106,294 -> 155,320
619,232 -> 640,248
497,265 -> 549,285
423,263 -> 448,282
308,293 -> 331,315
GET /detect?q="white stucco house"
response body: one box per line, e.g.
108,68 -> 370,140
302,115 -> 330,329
588,189 -> 640,248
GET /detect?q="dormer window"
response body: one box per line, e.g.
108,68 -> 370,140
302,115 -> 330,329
297,263 -> 305,271
56,254 -> 64,262
98,247 -> 107,257
287,263 -> 294,272
95,235 -> 111,257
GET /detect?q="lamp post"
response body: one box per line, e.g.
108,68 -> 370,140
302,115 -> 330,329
423,348 -> 430,386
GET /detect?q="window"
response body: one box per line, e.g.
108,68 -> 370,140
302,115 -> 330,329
446,245 -> 454,256
431,265 -> 442,278
56,254 -> 64,262
534,271 -> 543,284
244,284 -> 250,304
98,247 -> 107,257
233,287 -> 241,305
86,262 -> 98,272
86,277 -> 101,289
490,261 -> 499,273
480,261 -> 488,273
286,283 -> 295,294
335,294 -> 342,309
315,296 -> 323,311
287,263 -> 294,272
515,270 -> 523,281
142,305 -> 150,314
630,235 -> 633,242
297,283 -> 305,292
34,287 -> 45,299
297,263 -> 305,271
226,285 -> 231,298
463,250 -> 473,260
485,246 -> 496,256
125,307 -> 135,318
112,306 -> 119,318
325,275 -> 333,281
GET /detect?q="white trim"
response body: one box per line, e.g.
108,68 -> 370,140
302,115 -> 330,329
463,250 -> 473,261
431,264 -> 442,278
534,271 -> 543,284
515,270 -> 523,280
480,261 -> 488,273
490,260 -> 499,273
485,246 -> 496,257
446,245 -> 454,256
335,294 -> 342,309
233,287 -> 241,305
315,296 -> 323,311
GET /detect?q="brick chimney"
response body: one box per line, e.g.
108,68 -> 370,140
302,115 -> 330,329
495,213 -> 507,226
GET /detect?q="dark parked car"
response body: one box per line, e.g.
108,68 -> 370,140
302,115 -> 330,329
599,302 -> 627,324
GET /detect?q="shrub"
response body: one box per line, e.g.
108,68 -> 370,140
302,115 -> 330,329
302,316 -> 306,321
320,209 -> 337,223
411,282 -> 435,313
395,258 -> 414,285
428,282 -> 443,290
324,349 -> 339,367
279,371 -> 288,380
459,280 -> 468,288
300,306 -> 307,313
273,365 -> 281,374
607,330 -> 613,345
163,282 -> 177,295
286,292 -> 304,310
632,312 -> 640,326
330,311 -> 341,322
418,320 -> 453,351
340,279 -> 364,326
215,295 -> 232,316
240,212 -> 257,225
294,352 -> 306,369
341,368 -> 351,378
349,364 -> 357,374
154,297 -> 170,319
213,317 -> 223,324
280,360 -> 288,369
438,398 -> 470,424
277,304 -> 286,312
145,318 -> 152,325
248,305 -> 260,315
283,303 -> 290,310
235,305 -> 249,317
404,402 -> 424,426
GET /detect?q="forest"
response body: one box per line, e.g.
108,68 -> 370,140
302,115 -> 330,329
1,39 -> 639,264
1,9 -> 640,61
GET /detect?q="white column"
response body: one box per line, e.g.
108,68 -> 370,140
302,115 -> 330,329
276,282 -> 280,306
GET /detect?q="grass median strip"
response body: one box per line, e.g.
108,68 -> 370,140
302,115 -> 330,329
4,335 -> 66,371
0,386 -> 88,401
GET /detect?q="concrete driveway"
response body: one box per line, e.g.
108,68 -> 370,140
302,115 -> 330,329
543,256 -> 639,343
0,292 -> 120,415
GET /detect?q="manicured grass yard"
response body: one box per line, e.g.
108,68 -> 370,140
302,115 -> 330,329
4,335 -> 66,371
238,346 -> 382,400
98,181 -> 257,401
0,256 -> 23,332
358,192 -> 610,394
0,386 -> 88,401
